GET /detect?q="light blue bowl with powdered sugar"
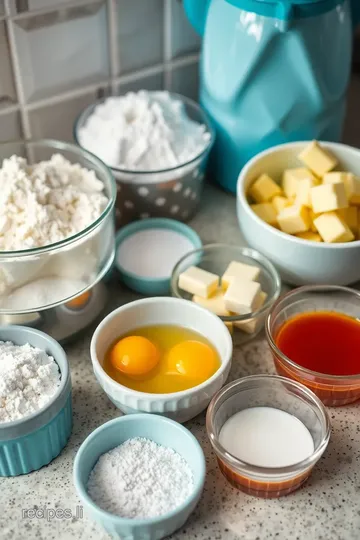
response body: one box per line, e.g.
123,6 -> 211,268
73,414 -> 206,540
0,326 -> 72,476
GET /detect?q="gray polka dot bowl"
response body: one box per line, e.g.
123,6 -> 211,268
73,93 -> 215,229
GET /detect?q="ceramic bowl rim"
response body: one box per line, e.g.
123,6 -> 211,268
90,296 -> 233,401
237,140 -> 360,249
73,413 -> 206,526
266,284 -> 360,381
0,325 -> 69,430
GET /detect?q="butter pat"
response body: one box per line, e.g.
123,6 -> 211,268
192,288 -> 230,316
249,174 -> 282,203
338,207 -> 358,234
272,196 -> 290,214
234,291 -> 268,334
313,212 -> 354,243
310,183 -> 348,214
323,172 -> 349,185
178,266 -> 219,298
298,141 -> 337,177
282,168 -> 316,198
296,231 -> 322,242
221,261 -> 261,290
224,279 -> 261,315
295,177 -> 318,208
250,203 -> 278,226
277,204 -> 311,234
343,174 -> 360,205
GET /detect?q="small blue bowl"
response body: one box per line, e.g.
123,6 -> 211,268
115,218 -> 202,295
73,414 -> 206,540
0,326 -> 72,476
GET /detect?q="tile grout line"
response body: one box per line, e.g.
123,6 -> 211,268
22,57 -> 198,113
107,0 -> 119,94
9,0 -> 102,22
163,0 -> 172,90
4,0 -> 31,138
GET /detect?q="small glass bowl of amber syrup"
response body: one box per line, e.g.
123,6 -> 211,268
266,285 -> 360,406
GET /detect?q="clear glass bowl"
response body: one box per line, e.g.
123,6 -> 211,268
73,92 -> 215,228
266,285 -> 360,406
206,375 -> 330,498
171,244 -> 281,344
0,139 -> 116,313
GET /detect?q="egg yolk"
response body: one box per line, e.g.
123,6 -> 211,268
109,336 -> 160,376
166,340 -> 218,381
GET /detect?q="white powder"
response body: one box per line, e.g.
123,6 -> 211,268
1,276 -> 87,311
78,91 -> 211,172
0,153 -> 108,251
87,437 -> 194,519
219,407 -> 315,468
0,341 -> 61,423
116,229 -> 195,279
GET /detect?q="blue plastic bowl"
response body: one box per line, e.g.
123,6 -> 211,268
115,218 -> 202,295
73,414 -> 206,540
0,326 -> 72,476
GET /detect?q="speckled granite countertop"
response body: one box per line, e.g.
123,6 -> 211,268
1,184 -> 360,540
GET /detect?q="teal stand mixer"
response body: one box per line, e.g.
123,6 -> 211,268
183,0 -> 360,193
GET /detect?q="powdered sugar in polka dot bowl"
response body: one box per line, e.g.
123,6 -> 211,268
0,325 -> 72,477
73,414 -> 205,540
74,91 -> 215,228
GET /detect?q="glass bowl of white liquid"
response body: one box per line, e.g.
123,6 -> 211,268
206,374 -> 330,498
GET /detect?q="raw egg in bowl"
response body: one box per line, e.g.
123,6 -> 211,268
91,297 -> 233,423
266,285 -> 360,406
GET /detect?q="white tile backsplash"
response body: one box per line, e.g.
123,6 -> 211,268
0,0 -> 201,141
12,2 -> 110,102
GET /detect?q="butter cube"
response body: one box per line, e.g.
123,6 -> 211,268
221,261 -> 260,290
178,266 -> 219,298
249,174 -> 282,203
343,174 -> 360,205
338,207 -> 358,234
277,204 -> 311,234
310,183 -> 348,214
282,168 -> 317,198
309,209 -> 321,232
323,172 -> 348,185
224,279 -> 261,315
313,212 -> 354,243
295,176 -> 318,208
298,141 -> 337,177
233,291 -> 268,334
296,231 -> 322,242
250,203 -> 278,226
272,196 -> 290,214
192,288 -> 230,316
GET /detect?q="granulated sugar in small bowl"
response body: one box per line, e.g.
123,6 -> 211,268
73,414 -> 206,540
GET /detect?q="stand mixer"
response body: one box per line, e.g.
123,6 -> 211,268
184,0 -> 360,193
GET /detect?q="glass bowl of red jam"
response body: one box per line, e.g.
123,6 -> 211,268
266,285 -> 360,406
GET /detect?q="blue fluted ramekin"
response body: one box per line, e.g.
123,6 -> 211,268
73,414 -> 206,540
0,326 -> 72,476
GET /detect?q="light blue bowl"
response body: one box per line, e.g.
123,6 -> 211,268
73,414 -> 206,540
0,326 -> 72,476
115,218 -> 202,295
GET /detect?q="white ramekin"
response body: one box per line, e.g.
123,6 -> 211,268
90,297 -> 233,423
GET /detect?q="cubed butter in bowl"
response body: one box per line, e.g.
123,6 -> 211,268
237,141 -> 360,286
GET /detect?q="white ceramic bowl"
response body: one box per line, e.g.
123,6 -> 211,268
237,141 -> 360,286
90,297 -> 233,423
